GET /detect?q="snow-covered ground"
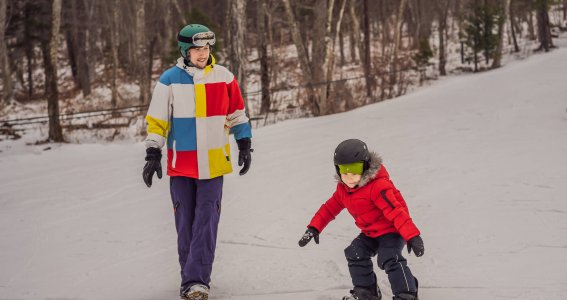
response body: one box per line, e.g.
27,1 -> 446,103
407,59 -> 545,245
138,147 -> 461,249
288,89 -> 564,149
1,39 -> 567,299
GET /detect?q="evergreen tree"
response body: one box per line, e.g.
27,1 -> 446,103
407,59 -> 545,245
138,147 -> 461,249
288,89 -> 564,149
463,1 -> 502,72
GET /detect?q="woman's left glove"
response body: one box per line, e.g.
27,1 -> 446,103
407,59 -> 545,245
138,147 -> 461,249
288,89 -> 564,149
407,235 -> 424,257
236,138 -> 253,176
143,147 -> 162,187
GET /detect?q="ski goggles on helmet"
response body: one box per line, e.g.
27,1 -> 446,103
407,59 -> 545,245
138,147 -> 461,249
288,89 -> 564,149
178,31 -> 216,47
337,161 -> 364,175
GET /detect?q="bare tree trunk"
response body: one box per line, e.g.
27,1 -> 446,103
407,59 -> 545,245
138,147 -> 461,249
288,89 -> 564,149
65,30 -> 79,89
136,0 -> 149,104
327,0 -> 347,112
536,0 -> 554,52
70,0 -> 91,96
380,3 -> 389,60
436,0 -> 449,76
24,4 -> 33,99
339,28 -> 345,66
227,0 -> 250,115
257,0 -> 270,115
363,0 -> 372,98
406,0 -> 419,49
77,9 -> 91,96
527,10 -> 536,40
110,0 -> 120,109
46,0 -> 63,142
348,20 -> 356,63
410,0 -> 434,51
82,0 -> 97,84
492,0 -> 510,69
282,0 -> 312,78
266,4 -> 273,47
282,0 -> 314,110
510,3 -> 520,52
389,0 -> 407,97
328,0 -> 347,79
392,0 -> 406,68
310,0 -> 340,116
66,1 -> 79,88
470,6 -> 482,73
0,0 -> 14,103
172,0 -> 188,25
348,1 -> 363,63
125,3 -> 136,70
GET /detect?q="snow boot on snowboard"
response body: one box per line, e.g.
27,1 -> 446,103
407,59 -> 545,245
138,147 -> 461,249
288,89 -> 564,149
392,277 -> 419,300
342,285 -> 382,300
392,293 -> 417,300
180,284 -> 209,300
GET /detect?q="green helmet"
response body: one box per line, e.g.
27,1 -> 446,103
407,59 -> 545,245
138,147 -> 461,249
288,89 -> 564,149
177,24 -> 216,59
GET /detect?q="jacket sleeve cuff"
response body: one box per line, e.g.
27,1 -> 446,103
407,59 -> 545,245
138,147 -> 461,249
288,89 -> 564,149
398,221 -> 421,241
307,222 -> 324,234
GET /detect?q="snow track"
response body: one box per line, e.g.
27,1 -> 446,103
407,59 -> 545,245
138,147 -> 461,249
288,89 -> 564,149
1,40 -> 567,299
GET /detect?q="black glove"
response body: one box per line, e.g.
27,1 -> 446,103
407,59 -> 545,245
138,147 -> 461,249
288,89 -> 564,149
298,227 -> 320,247
407,235 -> 424,257
236,138 -> 253,176
143,147 -> 162,187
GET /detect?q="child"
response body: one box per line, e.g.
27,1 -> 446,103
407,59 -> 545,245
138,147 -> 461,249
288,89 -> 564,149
298,139 -> 424,300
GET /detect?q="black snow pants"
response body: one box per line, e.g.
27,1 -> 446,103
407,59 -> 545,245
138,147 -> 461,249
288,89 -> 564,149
344,233 -> 418,296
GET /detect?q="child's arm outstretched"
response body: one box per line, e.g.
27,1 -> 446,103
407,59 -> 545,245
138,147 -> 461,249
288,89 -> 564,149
298,190 -> 345,247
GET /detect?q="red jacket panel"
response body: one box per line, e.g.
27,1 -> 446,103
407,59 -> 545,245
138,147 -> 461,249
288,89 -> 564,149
308,164 -> 420,241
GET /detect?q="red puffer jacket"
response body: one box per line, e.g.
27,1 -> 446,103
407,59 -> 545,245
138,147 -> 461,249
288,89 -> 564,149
308,153 -> 420,241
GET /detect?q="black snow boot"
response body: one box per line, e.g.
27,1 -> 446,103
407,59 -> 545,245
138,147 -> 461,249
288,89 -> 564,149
343,286 -> 382,300
393,277 -> 419,300
392,293 -> 417,300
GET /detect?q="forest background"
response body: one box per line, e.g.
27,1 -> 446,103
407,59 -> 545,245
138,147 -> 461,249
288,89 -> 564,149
0,0 -> 565,143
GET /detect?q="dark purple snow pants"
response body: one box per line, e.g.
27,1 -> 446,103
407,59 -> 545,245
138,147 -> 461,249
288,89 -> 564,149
170,176 -> 223,289
344,233 -> 418,296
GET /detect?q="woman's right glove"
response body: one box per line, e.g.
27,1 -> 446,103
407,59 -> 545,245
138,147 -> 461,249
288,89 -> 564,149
143,147 -> 162,187
407,235 -> 424,257
298,227 -> 319,247
236,138 -> 253,176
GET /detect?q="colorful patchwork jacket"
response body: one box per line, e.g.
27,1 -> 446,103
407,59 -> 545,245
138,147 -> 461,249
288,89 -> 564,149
145,56 -> 252,179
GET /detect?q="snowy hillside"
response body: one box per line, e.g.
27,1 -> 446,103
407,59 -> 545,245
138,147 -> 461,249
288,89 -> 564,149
1,40 -> 567,299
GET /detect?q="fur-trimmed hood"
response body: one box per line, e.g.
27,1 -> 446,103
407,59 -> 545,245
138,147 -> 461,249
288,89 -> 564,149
335,151 -> 383,188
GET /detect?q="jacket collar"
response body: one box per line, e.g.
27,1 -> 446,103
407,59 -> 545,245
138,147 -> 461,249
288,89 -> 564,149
176,54 -> 216,79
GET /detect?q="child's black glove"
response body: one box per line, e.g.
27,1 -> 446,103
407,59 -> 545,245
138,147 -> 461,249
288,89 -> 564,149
236,138 -> 253,176
143,147 -> 162,187
407,235 -> 424,257
298,227 -> 319,247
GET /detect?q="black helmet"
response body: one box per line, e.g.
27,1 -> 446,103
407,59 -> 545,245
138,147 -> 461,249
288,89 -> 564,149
334,139 -> 371,165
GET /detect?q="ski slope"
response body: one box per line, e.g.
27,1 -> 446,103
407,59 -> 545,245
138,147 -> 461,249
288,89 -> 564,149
1,44 -> 567,299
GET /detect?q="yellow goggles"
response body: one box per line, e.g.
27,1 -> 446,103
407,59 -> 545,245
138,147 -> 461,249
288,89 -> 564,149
337,162 -> 364,175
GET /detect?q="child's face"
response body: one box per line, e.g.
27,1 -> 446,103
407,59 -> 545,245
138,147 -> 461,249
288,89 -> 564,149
341,173 -> 362,188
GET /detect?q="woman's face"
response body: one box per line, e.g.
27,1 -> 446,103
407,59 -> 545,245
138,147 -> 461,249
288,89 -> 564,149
188,45 -> 210,69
